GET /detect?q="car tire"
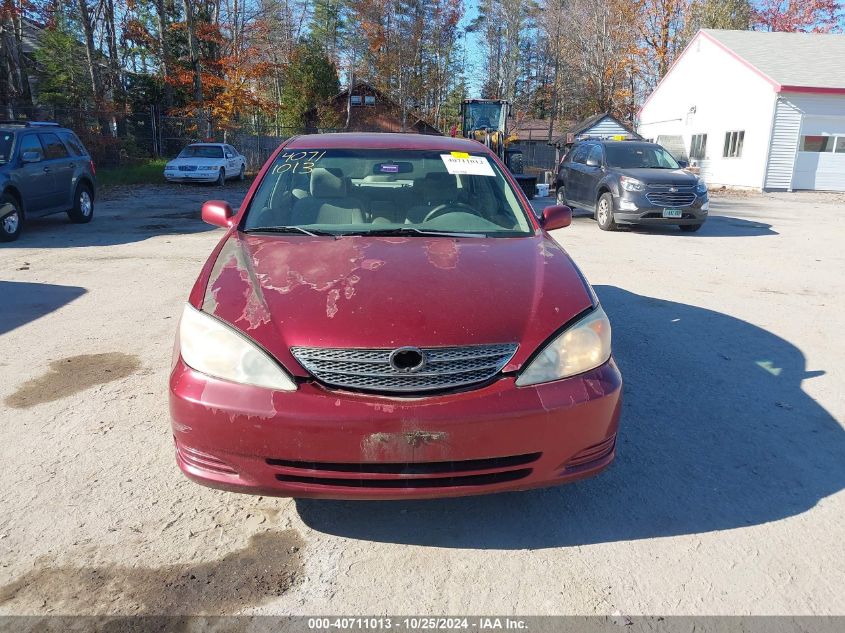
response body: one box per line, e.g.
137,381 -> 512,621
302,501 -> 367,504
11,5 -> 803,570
238,164 -> 245,181
216,168 -> 225,187
0,193 -> 23,242
556,186 -> 567,206
67,183 -> 94,224
680,223 -> 703,233
596,193 -> 617,231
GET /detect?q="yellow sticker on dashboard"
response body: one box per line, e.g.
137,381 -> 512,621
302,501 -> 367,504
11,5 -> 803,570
450,151 -> 470,159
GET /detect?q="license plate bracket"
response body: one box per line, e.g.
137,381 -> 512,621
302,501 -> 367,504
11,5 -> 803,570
663,209 -> 683,218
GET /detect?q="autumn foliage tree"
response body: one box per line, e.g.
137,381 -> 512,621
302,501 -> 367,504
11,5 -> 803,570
753,0 -> 842,32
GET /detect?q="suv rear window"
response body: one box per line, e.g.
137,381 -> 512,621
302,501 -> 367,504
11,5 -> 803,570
61,132 -> 88,157
39,133 -> 70,160
0,132 -> 13,164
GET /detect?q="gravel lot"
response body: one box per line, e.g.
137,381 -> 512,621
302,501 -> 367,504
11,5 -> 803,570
1,182 -> 843,616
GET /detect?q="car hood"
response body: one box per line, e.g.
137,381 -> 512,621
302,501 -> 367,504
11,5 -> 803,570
615,167 -> 698,185
200,233 -> 595,376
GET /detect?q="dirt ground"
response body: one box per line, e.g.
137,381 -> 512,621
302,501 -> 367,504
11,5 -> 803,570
0,181 -> 843,616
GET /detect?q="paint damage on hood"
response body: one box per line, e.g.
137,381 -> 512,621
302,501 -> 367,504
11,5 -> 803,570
201,233 -> 594,376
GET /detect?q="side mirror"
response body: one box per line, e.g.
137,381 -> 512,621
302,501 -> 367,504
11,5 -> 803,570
21,151 -> 41,163
677,160 -> 689,169
202,200 -> 235,228
541,205 -> 572,230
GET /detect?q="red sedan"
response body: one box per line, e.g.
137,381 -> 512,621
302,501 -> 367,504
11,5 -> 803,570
170,133 -> 622,499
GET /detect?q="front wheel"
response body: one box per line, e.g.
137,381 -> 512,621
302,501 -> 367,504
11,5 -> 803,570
680,223 -> 703,233
216,168 -> 225,187
238,164 -> 245,181
67,183 -> 94,224
0,194 -> 23,242
596,193 -> 617,231
556,186 -> 567,206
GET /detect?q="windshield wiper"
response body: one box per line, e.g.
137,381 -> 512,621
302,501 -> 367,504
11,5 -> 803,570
243,225 -> 336,237
340,227 -> 485,238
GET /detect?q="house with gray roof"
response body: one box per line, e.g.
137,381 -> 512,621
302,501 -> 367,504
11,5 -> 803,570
638,29 -> 845,191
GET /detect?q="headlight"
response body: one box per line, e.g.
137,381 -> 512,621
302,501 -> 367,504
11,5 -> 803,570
516,306 -> 612,387
696,180 -> 707,195
179,304 -> 296,391
620,176 -> 645,192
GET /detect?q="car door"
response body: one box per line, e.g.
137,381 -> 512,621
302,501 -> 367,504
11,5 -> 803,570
224,145 -> 239,176
14,133 -> 54,216
582,144 -> 605,208
567,144 -> 591,205
38,132 -> 75,210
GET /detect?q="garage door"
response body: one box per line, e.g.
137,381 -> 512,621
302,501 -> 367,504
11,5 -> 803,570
792,116 -> 845,191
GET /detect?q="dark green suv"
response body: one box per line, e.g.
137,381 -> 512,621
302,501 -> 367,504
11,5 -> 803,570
0,121 -> 97,242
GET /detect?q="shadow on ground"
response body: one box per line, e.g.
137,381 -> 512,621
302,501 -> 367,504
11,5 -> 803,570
1,183 -> 249,249
0,281 -> 86,335
296,285 -> 844,548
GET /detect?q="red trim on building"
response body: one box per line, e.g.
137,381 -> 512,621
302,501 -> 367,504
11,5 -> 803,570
779,86 -> 845,95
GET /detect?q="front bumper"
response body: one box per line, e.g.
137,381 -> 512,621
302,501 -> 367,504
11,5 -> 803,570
164,171 -> 218,182
614,191 -> 709,225
169,357 -> 623,500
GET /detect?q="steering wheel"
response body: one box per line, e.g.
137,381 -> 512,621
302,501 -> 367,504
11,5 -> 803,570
422,202 -> 478,223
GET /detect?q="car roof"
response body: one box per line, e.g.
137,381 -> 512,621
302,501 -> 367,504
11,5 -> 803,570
285,133 -> 486,153
188,143 -> 226,147
0,124 -> 69,133
596,140 -> 659,148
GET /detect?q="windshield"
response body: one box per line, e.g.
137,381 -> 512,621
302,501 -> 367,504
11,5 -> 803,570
243,148 -> 533,237
605,144 -> 680,169
463,103 -> 505,132
0,132 -> 14,164
178,145 -> 223,159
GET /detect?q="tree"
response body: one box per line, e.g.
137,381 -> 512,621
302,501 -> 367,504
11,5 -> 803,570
636,0 -> 690,86
278,42 -> 340,129
32,15 -> 92,108
753,0 -> 841,32
691,0 -> 751,29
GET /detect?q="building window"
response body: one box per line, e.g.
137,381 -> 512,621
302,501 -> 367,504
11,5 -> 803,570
364,95 -> 376,106
801,135 -> 835,152
350,95 -> 362,106
690,134 -> 707,160
723,131 -> 744,158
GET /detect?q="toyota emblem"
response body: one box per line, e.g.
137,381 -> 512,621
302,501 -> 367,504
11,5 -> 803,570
389,347 -> 426,373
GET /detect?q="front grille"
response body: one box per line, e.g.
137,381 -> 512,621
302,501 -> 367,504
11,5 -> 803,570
290,343 -> 518,393
645,185 -> 695,208
178,165 -> 197,172
267,452 -> 540,489
267,452 -> 541,475
274,469 -> 531,488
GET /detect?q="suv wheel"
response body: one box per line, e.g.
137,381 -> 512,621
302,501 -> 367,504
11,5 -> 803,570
68,183 -> 94,224
0,193 -> 23,242
556,187 -> 566,206
596,192 -> 617,231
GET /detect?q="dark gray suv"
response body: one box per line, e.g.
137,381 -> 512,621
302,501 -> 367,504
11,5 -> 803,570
0,121 -> 97,242
555,140 -> 709,232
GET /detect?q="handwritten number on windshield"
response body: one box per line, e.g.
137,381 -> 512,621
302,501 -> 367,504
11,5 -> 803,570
271,151 -> 326,175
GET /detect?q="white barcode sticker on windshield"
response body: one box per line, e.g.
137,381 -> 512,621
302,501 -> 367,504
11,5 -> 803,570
440,153 -> 496,177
